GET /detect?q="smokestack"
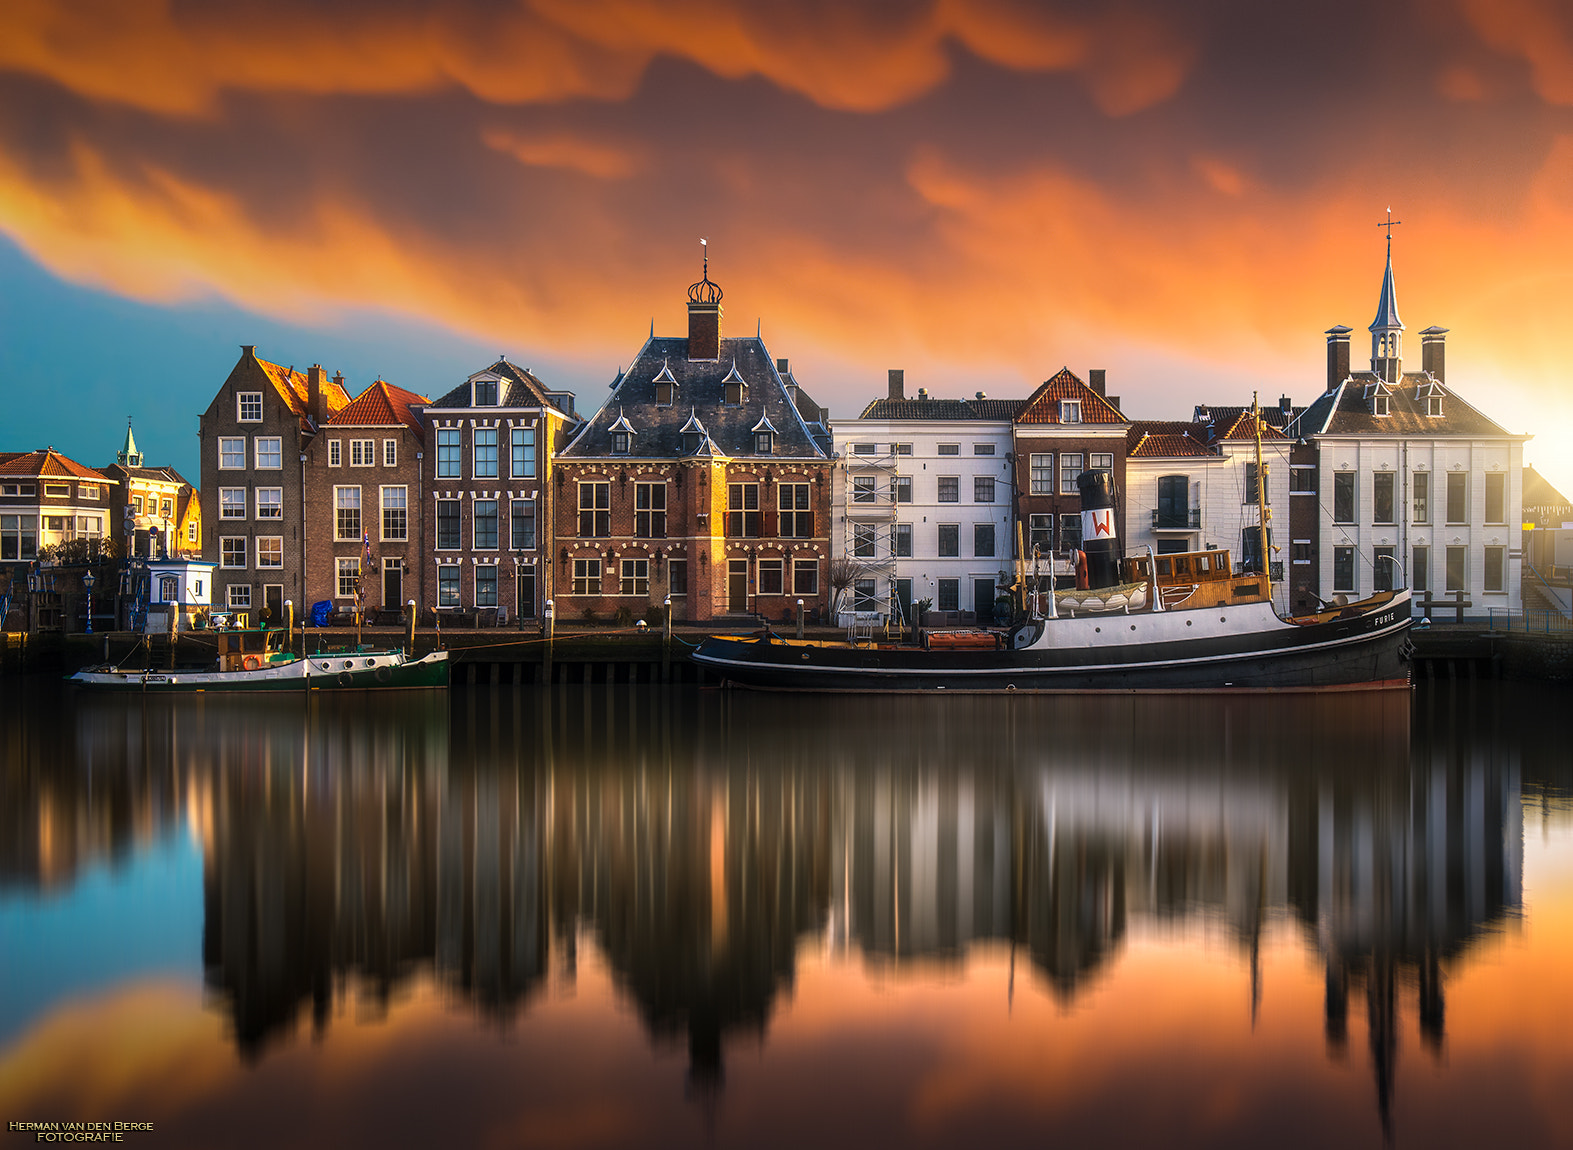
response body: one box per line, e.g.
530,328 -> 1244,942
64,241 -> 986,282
1088,369 -> 1106,397
1325,326 -> 1352,392
1420,326 -> 1448,383
888,369 -> 905,401
1076,469 -> 1122,590
308,365 -> 326,424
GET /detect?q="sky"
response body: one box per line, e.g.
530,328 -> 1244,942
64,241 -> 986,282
1,0 -> 1571,494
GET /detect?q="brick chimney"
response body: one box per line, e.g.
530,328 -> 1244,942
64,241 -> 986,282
1325,326 -> 1352,391
1088,368 -> 1107,397
1420,326 -> 1448,382
686,245 -> 723,361
888,369 -> 905,401
308,364 -> 326,424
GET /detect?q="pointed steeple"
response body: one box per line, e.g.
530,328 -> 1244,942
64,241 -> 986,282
1369,211 -> 1404,383
118,418 -> 143,468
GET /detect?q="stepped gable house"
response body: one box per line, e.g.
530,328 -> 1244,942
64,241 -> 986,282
421,359 -> 578,622
200,347 -> 351,621
555,259 -> 833,623
302,378 -> 430,616
1010,368 -> 1129,559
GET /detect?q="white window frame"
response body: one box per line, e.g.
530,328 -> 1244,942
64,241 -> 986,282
383,439 -> 397,467
219,487 -> 247,520
336,557 -> 361,599
1060,400 -> 1082,423
237,392 -> 263,422
1090,452 -> 1113,470
254,436 -> 283,470
218,437 -> 245,470
256,536 -> 283,569
335,486 -> 362,542
349,439 -> 376,467
328,440 -> 342,467
1030,454 -> 1053,495
511,425 -> 536,479
1059,453 -> 1084,494
380,486 -> 408,542
226,584 -> 252,609
220,536 -> 247,569
256,487 -> 283,520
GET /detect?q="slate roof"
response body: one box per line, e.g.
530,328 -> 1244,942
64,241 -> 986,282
104,463 -> 189,486
1201,410 -> 1289,444
1287,372 -> 1518,439
1016,368 -> 1126,424
427,359 -> 563,413
561,337 -> 828,460
1126,422 -> 1213,458
0,448 -> 110,481
1192,403 -> 1301,433
857,396 -> 1026,421
1523,465 -> 1571,523
330,379 -> 430,432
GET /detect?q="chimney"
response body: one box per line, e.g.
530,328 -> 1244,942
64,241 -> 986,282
308,364 -> 326,424
1088,368 -> 1106,396
1279,395 -> 1293,417
888,369 -> 905,401
777,358 -> 790,375
1420,326 -> 1449,383
1325,326 -> 1352,391
686,248 -> 723,360
975,391 -> 986,401
241,344 -> 256,359
1106,396 -> 1121,413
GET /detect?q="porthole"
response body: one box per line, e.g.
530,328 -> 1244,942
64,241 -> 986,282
1095,627 -> 1101,633
343,661 -> 354,670
1186,621 -> 1192,627
1130,625 -> 1136,631
1220,617 -> 1227,623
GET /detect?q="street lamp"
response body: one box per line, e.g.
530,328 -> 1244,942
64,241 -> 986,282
82,570 -> 96,634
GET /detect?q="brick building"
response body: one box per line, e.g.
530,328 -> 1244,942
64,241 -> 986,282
555,260 -> 834,623
420,360 -> 577,622
303,379 -> 430,616
200,347 -> 350,620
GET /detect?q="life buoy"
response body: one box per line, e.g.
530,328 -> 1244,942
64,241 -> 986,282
338,671 -> 354,687
242,655 -> 262,671
375,666 -> 393,683
1074,550 -> 1089,591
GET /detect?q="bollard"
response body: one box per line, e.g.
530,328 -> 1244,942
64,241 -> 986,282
662,595 -> 672,682
406,599 -> 416,654
285,599 -> 295,654
796,598 -> 804,640
544,599 -> 555,685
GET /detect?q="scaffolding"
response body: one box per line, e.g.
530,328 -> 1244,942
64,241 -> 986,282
839,447 -> 901,622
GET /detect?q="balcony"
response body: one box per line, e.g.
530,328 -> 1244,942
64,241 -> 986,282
1152,508 -> 1201,530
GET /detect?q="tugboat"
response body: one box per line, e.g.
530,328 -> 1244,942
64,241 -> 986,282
70,623 -> 449,692
694,400 -> 1412,694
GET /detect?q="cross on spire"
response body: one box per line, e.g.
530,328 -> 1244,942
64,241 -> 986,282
1377,207 -> 1402,255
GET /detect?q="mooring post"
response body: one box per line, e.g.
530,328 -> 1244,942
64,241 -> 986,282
405,599 -> 416,654
662,596 -> 673,682
285,599 -> 295,655
544,599 -> 554,686
796,597 -> 805,640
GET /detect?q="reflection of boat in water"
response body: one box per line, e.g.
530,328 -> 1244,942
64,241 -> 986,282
69,625 -> 449,691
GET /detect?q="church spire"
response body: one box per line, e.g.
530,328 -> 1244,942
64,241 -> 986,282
118,418 -> 143,468
1369,210 -> 1404,382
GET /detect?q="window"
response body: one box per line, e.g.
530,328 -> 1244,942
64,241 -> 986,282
511,426 -> 536,478
1446,545 -> 1467,591
1241,527 -> 1273,574
226,584 -> 251,609
337,557 -> 361,599
1413,472 -> 1430,523
437,500 -> 461,549
237,392 -> 263,422
891,476 -> 912,504
254,437 -> 282,470
1244,462 -> 1269,504
668,559 -> 688,596
974,523 -> 995,558
220,488 -> 247,519
187,521 -> 198,544
328,440 -> 342,467
1485,472 -> 1506,524
612,432 -> 630,455
221,537 -> 247,569
159,576 -> 179,601
852,475 -> 877,503
474,378 -> 498,406
1333,546 -> 1355,593
1484,546 -> 1505,592
853,578 -> 877,611
335,487 -> 361,541
1156,476 -> 1187,529
1030,454 -> 1053,495
160,498 -> 173,517
438,566 -> 460,607
938,443 -> 960,456
854,523 -> 878,558
894,443 -> 913,455
937,477 -> 959,503
573,558 -> 602,595
436,429 -> 460,478
1333,472 -> 1355,523
759,559 -> 784,595
938,524 -> 959,557
727,484 -> 761,537
973,443 -> 996,456
1373,472 -> 1395,524
46,483 -> 72,499
974,477 -> 995,503
792,559 -> 819,595
1292,541 -> 1313,564
1373,395 -> 1389,417
1428,396 -> 1443,417
937,578 -> 959,611
219,437 -> 245,470
1446,472 -> 1467,524
635,484 -> 666,538
473,428 -> 498,478
473,499 -> 499,550
779,484 -> 812,537
383,439 -> 397,467
381,487 -> 407,540
1029,514 -> 1054,551
894,523 -> 912,558
476,564 -> 498,607
1290,466 -> 1316,494
1,516 -> 38,561
1412,546 -> 1429,594
511,498 -> 536,550
1060,400 -> 1082,423
131,494 -> 145,515
1060,513 -> 1081,550
579,482 -> 611,537
1373,546 -> 1395,592
853,443 -> 876,456
252,487 -> 279,520
1090,453 -> 1113,470
620,559 -> 649,596
79,484 -> 100,501
755,431 -> 773,455
257,537 -> 283,569
1060,453 -> 1083,494
350,439 -> 375,466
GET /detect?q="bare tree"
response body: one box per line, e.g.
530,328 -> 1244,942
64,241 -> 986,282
828,557 -> 859,615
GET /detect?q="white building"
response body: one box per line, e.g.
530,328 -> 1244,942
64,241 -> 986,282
1289,241 -> 1528,617
831,372 -> 1022,624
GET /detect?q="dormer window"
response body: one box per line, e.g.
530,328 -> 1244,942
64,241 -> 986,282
722,360 -> 748,406
751,412 -> 778,456
653,359 -> 678,407
1428,396 -> 1443,417
474,378 -> 498,406
1060,399 -> 1082,423
612,432 -> 630,454
680,409 -> 707,455
608,409 -> 636,455
1374,395 -> 1389,416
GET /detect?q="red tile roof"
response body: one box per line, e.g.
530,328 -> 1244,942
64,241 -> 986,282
254,354 -> 351,419
329,380 -> 429,430
1211,410 -> 1288,442
1126,421 -> 1213,458
0,448 -> 111,481
1016,368 -> 1126,424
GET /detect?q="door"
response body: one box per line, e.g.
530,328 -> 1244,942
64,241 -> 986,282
728,559 -> 748,612
974,578 -> 995,625
894,578 -> 913,625
516,568 -> 537,617
382,558 -> 402,610
264,584 -> 284,624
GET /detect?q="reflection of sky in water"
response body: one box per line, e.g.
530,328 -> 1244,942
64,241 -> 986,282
0,831 -> 202,1045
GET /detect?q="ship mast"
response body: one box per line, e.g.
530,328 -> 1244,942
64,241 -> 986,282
1252,391 -> 1270,594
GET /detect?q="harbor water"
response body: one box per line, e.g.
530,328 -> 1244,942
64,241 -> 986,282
1,679 -> 1569,1148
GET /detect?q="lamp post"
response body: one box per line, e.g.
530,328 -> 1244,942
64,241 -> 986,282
83,570 -> 96,634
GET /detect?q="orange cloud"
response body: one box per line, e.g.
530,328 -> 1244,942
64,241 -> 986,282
1462,0 -> 1573,104
482,127 -> 643,180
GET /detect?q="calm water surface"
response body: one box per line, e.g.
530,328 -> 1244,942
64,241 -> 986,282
1,679 -> 1570,1148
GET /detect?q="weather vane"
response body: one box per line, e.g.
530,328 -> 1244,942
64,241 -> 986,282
1377,207 -> 1402,255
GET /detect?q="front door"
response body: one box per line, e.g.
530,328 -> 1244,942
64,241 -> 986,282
264,584 -> 284,624
728,559 -> 748,612
894,578 -> 913,625
382,558 -> 402,610
974,578 -> 995,625
516,568 -> 537,617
